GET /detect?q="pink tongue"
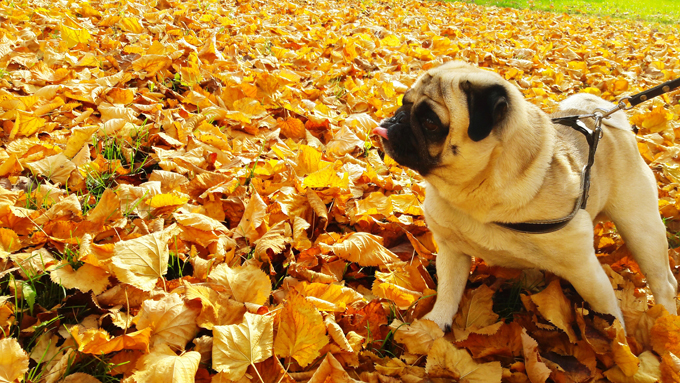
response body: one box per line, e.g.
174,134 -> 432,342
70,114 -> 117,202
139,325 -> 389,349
372,127 -> 389,140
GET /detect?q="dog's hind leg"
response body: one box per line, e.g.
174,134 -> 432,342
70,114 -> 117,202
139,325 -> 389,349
605,172 -> 678,315
549,230 -> 626,326
422,235 -> 471,332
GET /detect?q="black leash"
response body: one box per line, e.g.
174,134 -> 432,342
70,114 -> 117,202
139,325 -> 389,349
496,77 -> 680,234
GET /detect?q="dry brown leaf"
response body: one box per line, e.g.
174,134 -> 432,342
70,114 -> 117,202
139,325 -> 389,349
185,283 -> 246,329
661,352 -> 680,383
308,352 -> 359,383
127,344 -> 200,383
318,232 -> 399,266
530,280 -> 578,343
651,312 -> 680,356
425,338 -> 502,382
135,293 -> 200,350
62,373 -> 103,383
520,328 -> 552,383
293,282 -> 364,311
453,284 -> 500,339
390,318 -> 444,355
603,351 -> 660,383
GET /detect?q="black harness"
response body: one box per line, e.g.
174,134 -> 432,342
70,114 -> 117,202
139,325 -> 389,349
495,77 -> 680,234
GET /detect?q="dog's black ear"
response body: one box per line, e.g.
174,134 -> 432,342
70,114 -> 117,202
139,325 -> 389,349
462,81 -> 509,142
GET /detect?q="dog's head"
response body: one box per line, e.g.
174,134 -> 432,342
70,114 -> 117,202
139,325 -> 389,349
376,62 -> 525,184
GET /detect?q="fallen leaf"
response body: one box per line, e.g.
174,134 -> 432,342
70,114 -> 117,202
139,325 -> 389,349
0,338 -> 29,383
127,344 -> 200,383
135,293 -> 200,350
274,293 -> 329,367
425,338 -> 502,382
530,280 -> 578,343
111,224 -> 179,291
212,312 -> 274,381
521,328 -> 552,383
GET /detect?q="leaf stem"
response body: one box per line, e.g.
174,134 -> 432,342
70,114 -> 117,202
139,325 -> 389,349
250,362 -> 265,383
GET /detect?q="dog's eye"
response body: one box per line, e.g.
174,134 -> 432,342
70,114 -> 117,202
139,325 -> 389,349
423,118 -> 439,131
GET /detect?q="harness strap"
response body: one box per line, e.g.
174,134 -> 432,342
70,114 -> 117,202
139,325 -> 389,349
490,77 -> 680,234
493,117 -> 601,234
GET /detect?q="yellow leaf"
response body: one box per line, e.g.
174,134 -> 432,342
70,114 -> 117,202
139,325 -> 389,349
277,117 -> 306,139
253,221 -> 291,262
85,188 -> 122,226
303,165 -> 349,189
604,351 -> 660,383
567,61 -> 587,71
208,264 -> 272,306
34,194 -> 82,225
212,312 -> 274,381
26,153 -> 77,186
0,338 -> 29,383
293,282 -> 363,312
453,285 -> 500,338
390,194 -> 423,215
274,293 -> 329,367
11,110 -> 46,139
234,191 -> 267,242
132,55 -> 171,77
111,224 -> 178,291
530,280 -> 577,342
426,338 -> 502,382
60,25 -> 92,48
296,144 -> 327,175
135,293 -> 200,350
147,192 -> 190,208
380,34 -> 401,47
50,262 -> 111,295
174,212 -> 230,234
119,17 -> 144,33
0,154 -> 23,177
0,228 -> 21,257
232,98 -> 267,119
650,313 -> 680,356
391,319 -> 444,355
185,283 -> 246,329
128,344 -> 200,383
356,192 -> 393,217
64,126 -> 98,158
630,105 -> 674,133
71,327 -> 152,354
318,232 -> 399,266
326,125 -> 364,157
372,282 -> 420,309
307,353 -> 355,383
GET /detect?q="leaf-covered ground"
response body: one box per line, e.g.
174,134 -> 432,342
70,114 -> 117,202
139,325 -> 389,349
0,0 -> 680,382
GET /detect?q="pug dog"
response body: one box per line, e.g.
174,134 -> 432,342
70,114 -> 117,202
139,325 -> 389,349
373,61 -> 678,331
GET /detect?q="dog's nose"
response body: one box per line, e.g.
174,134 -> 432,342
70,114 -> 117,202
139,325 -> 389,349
394,110 -> 408,124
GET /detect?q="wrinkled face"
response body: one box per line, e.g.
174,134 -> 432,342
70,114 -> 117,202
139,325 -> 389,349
376,62 -> 512,183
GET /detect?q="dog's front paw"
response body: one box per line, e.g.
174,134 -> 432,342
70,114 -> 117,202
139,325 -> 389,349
422,310 -> 453,332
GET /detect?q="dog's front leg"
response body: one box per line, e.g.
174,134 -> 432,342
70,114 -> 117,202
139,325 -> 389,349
422,237 -> 471,332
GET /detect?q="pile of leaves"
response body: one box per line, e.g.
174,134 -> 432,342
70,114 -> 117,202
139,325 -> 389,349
0,0 -> 680,381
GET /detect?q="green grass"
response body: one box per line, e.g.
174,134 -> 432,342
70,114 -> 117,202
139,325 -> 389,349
461,0 -> 680,24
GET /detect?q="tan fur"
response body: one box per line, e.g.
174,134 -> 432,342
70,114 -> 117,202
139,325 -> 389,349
406,62 -> 678,332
